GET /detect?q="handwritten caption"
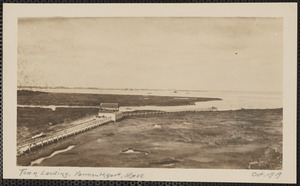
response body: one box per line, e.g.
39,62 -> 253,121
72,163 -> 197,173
252,171 -> 282,179
19,168 -> 144,179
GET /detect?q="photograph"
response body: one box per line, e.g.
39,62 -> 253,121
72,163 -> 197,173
3,3 -> 297,183
16,17 -> 283,169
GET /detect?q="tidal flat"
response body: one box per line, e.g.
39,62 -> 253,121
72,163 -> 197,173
17,108 -> 282,169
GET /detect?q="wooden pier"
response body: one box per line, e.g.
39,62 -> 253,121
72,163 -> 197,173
17,117 -> 112,156
123,107 -> 216,117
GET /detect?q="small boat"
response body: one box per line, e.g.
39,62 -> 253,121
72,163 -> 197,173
32,132 -> 45,139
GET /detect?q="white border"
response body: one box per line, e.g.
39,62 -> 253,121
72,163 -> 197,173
3,3 -> 297,183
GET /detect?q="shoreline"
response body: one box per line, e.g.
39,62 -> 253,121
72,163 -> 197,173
17,90 -> 221,107
18,87 -> 283,95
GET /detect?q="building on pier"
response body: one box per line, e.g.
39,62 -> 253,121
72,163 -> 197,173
98,103 -> 123,122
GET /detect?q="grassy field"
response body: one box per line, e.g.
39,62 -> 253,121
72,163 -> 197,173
17,90 -> 221,106
17,108 -> 282,170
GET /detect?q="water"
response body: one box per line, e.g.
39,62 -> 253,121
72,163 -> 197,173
123,149 -> 140,154
30,145 -> 75,166
122,148 -> 149,155
18,88 -> 282,111
120,90 -> 282,111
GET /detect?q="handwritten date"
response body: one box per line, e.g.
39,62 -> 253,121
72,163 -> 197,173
252,171 -> 282,179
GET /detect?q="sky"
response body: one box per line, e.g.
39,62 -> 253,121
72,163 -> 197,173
17,17 -> 283,92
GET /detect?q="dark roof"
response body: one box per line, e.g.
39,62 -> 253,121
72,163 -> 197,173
98,110 -> 116,113
100,103 -> 119,108
99,110 -> 123,114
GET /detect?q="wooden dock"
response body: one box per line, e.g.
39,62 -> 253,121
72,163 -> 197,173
123,107 -> 216,117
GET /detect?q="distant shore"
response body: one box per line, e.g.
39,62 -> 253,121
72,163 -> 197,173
18,86 -> 283,94
18,90 -> 221,107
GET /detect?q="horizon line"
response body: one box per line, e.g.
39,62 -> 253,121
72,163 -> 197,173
17,85 -> 282,94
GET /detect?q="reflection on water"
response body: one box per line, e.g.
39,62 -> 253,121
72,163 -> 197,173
18,88 -> 282,111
